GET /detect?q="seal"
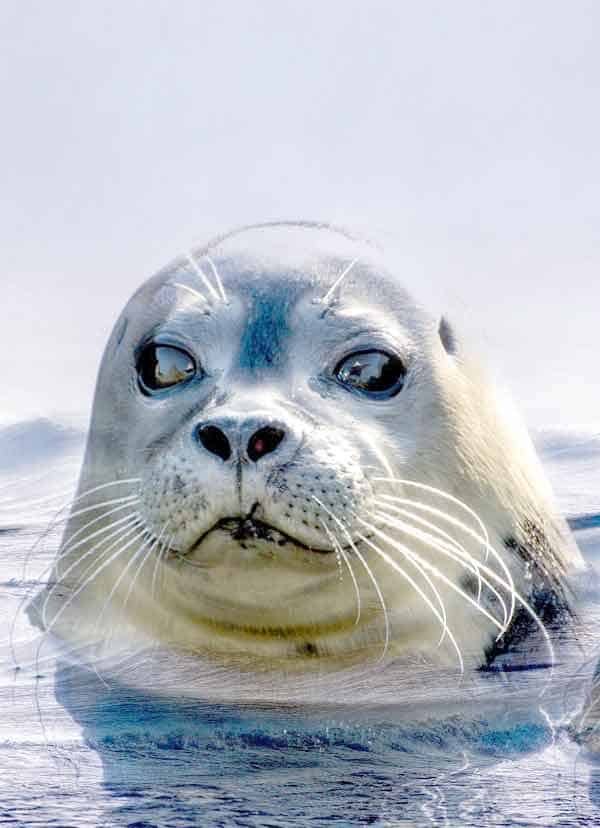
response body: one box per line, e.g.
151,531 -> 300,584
29,221 -> 584,673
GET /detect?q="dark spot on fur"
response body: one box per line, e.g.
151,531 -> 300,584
438,315 -> 456,354
297,641 -> 318,657
172,474 -> 186,493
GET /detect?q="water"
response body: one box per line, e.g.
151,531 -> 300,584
1,418 -> 599,827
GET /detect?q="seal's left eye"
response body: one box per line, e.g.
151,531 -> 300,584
334,350 -> 406,397
137,344 -> 196,394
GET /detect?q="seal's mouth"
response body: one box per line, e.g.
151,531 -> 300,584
191,515 -> 336,555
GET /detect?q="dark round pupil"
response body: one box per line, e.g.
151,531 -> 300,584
138,345 -> 195,391
335,351 -> 405,394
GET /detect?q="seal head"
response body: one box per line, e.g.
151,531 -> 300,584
32,222 -> 583,671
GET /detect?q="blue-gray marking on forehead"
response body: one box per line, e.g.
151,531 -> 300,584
237,277 -> 304,376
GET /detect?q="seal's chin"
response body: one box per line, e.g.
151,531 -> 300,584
186,516 -> 337,558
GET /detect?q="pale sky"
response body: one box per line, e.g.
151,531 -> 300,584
2,1 -> 599,427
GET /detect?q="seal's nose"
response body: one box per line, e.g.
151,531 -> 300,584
194,419 -> 287,463
247,426 -> 285,462
196,424 -> 232,461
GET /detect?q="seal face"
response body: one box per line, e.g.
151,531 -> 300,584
31,222 -> 584,672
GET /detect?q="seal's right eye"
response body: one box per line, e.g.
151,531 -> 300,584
136,344 -> 197,394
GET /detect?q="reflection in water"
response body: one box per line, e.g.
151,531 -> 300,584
1,422 -> 600,826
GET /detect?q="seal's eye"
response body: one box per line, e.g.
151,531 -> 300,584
334,350 -> 406,397
137,344 -> 197,394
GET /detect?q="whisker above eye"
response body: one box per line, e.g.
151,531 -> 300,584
185,253 -> 221,303
173,282 -> 209,305
320,256 -> 360,306
205,255 -> 228,303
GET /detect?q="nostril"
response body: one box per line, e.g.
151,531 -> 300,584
196,425 -> 231,461
247,426 -> 285,462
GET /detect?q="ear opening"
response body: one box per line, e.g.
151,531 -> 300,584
438,315 -> 457,355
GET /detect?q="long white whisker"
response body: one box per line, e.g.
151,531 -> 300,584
57,498 -> 140,557
34,523 -> 144,668
0,487 -> 76,512
20,482 -> 140,583
122,522 -> 170,612
41,513 -> 140,627
314,496 -> 391,660
52,510 -> 140,578
372,512 -> 511,641
67,478 -> 142,504
380,500 -> 485,603
364,511 -> 449,649
45,521 -> 145,636
356,529 -> 464,673
358,431 -> 394,478
186,252 -> 220,302
370,511 -> 556,686
319,520 -> 361,625
151,526 -> 172,599
360,515 -> 505,634
320,257 -> 360,305
375,478 -> 492,563
205,255 -> 228,303
94,530 -> 156,629
377,489 -> 516,628
173,282 -> 209,304
374,504 -> 510,631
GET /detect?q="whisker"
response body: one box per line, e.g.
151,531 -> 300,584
44,521 -> 145,636
359,515 -> 506,635
320,257 -> 360,306
53,509 -> 140,573
0,487 -> 76,512
357,430 -> 394,478
377,489 -> 516,628
314,496 -> 390,661
205,255 -> 228,303
67,478 -> 142,504
374,503 -> 510,630
365,509 -> 450,649
319,520 -> 361,625
41,513 -> 141,628
151,527 -> 172,600
186,252 -> 221,302
356,529 -> 464,673
375,478 -> 492,564
369,510 -> 555,681
122,523 -> 170,612
20,481 -> 140,582
173,282 -> 209,305
94,529 -> 155,629
56,497 -> 140,557
373,508 -> 508,633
